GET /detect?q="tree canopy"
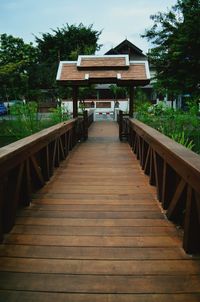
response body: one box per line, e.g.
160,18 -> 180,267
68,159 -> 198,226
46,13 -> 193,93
0,23 -> 102,101
35,23 -> 101,63
0,34 -> 38,100
143,0 -> 200,97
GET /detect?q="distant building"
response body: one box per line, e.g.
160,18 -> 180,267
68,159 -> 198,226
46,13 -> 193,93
61,39 -> 152,118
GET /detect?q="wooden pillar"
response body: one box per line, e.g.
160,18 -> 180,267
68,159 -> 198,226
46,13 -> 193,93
129,85 -> 134,118
72,86 -> 78,118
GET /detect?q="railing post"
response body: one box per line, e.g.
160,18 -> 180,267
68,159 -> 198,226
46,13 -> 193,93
119,110 -> 123,141
83,110 -> 88,140
183,188 -> 200,253
0,181 -> 3,242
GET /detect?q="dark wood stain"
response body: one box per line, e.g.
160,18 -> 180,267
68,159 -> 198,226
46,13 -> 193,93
0,121 -> 200,302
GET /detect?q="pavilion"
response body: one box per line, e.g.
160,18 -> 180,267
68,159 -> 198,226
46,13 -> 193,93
56,54 -> 150,117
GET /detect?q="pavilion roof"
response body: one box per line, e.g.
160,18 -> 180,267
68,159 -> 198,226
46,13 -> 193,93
56,55 -> 150,86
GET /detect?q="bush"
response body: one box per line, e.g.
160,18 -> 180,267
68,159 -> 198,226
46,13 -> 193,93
2,102 -> 70,142
136,101 -> 200,153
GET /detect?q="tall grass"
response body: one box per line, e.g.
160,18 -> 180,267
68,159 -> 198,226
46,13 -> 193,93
0,102 -> 70,145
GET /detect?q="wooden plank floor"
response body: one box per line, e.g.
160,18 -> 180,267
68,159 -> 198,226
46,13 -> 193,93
0,121 -> 200,302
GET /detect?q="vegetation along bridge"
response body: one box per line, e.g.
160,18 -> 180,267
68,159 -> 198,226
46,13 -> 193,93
0,111 -> 200,301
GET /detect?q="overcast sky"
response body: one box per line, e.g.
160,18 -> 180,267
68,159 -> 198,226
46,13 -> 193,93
0,0 -> 177,54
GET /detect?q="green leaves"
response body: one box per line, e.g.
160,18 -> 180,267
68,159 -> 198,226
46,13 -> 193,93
136,102 -> 200,153
0,24 -> 102,101
0,34 -> 38,100
143,0 -> 200,97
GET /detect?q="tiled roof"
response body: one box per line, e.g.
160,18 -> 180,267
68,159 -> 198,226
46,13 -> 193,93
78,55 -> 128,68
57,55 -> 150,85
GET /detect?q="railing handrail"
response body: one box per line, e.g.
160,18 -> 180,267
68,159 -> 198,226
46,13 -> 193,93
126,116 -> 200,253
0,118 -> 77,177
130,118 -> 200,195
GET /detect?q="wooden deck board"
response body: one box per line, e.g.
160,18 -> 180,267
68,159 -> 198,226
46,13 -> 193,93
0,121 -> 200,301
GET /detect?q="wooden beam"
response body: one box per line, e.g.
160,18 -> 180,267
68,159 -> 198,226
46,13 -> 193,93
183,187 -> 200,253
0,181 -> 4,242
30,156 -> 45,187
72,86 -> 78,118
166,178 -> 186,220
3,163 -> 24,232
129,86 -> 134,117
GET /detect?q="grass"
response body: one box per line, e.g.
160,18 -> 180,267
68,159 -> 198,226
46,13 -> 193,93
0,102 -> 70,147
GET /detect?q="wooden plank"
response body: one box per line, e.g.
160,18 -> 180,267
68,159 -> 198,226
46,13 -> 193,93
31,198 -> 156,205
0,272 -> 200,293
15,217 -> 171,227
5,234 -> 180,247
25,204 -> 160,212
0,245 -> 188,260
12,225 -> 177,236
16,210 -> 163,219
33,193 -> 154,200
1,258 -> 200,275
0,291 -> 200,302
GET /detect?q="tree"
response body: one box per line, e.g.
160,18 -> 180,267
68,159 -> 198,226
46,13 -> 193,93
0,23 -> 102,101
0,34 -> 38,100
110,85 -> 127,105
142,0 -> 200,97
33,23 -> 102,92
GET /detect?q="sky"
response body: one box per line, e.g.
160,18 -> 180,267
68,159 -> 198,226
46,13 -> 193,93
0,0 -> 177,55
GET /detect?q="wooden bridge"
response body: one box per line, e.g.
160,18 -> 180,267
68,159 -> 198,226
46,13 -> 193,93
0,114 -> 200,301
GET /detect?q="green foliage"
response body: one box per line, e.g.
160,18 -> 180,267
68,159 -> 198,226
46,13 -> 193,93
35,23 -> 102,63
33,23 -> 102,90
0,34 -> 38,100
49,105 -> 70,123
135,88 -> 149,103
1,102 -> 70,143
110,85 -> 127,100
185,98 -> 199,115
79,101 -> 86,114
5,102 -> 41,138
136,102 -> 200,153
142,0 -> 200,97
0,24 -> 102,101
171,131 -> 194,149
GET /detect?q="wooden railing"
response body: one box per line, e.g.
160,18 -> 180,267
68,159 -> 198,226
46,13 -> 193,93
126,118 -> 200,254
78,110 -> 94,140
0,118 -> 86,241
118,110 -> 129,141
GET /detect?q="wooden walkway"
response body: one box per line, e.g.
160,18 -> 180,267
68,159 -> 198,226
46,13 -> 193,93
0,121 -> 200,302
